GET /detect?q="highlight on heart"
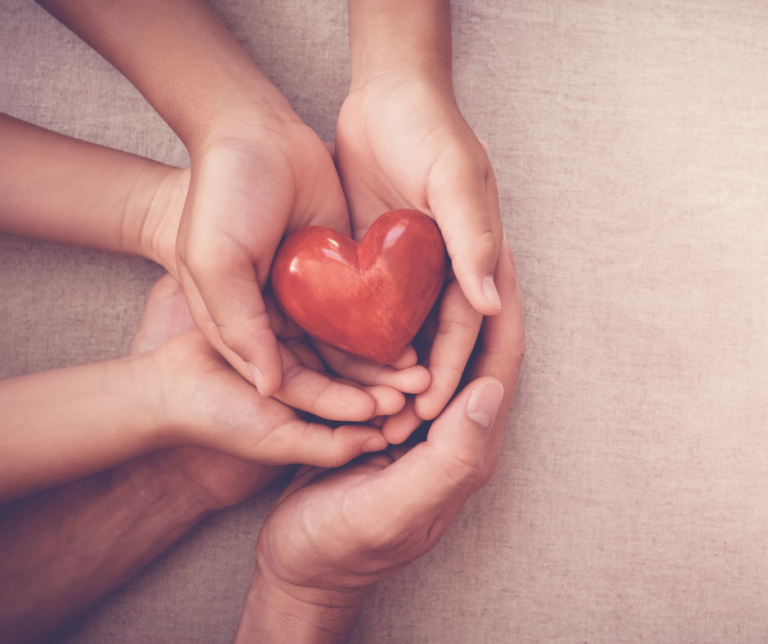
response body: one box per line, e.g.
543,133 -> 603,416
271,209 -> 447,365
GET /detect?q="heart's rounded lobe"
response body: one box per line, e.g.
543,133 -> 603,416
271,209 -> 447,365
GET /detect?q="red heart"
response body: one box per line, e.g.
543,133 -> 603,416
271,209 -> 447,365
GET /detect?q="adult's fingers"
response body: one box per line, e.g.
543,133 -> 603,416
428,137 -> 504,318
370,376 -> 505,524
461,238 -> 526,463
413,278 -> 482,421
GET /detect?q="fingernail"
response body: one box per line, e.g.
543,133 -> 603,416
248,362 -> 265,393
363,436 -> 388,453
466,379 -> 504,430
482,275 -> 502,309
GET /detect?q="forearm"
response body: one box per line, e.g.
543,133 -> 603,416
0,352 -> 166,503
37,0 -> 296,150
347,0 -> 452,89
0,113 -> 177,261
0,455 -> 209,644
233,567 -> 368,644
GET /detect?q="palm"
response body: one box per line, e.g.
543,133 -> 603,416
336,77 -> 489,241
176,120 -> 351,393
130,275 -> 285,512
335,77 -> 495,430
256,452 -> 433,592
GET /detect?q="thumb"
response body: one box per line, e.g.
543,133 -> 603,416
177,253 -> 283,397
375,377 -> 505,519
428,140 -> 503,316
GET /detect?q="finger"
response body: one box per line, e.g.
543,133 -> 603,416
427,138 -> 503,317
248,418 -> 389,469
414,278 -> 483,420
360,385 -> 406,417
372,377 -> 505,520
381,397 -> 424,445
274,343 -> 377,421
463,239 -> 526,444
312,340 -> 431,394
389,345 -> 419,369
177,258 -> 283,396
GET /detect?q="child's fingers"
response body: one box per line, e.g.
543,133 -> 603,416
274,343 -> 377,422
414,278 -> 483,421
244,419 -> 388,469
382,398 -> 425,445
311,339 -> 431,394
389,345 -> 419,369
359,385 -> 406,417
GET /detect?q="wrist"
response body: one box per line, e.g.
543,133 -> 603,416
137,166 -> 188,276
234,565 -> 369,644
185,77 -> 301,157
348,0 -> 453,92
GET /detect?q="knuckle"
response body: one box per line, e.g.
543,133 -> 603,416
438,445 -> 484,491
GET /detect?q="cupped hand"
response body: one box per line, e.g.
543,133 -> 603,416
136,274 -> 390,470
129,280 -> 285,510
336,74 -> 504,430
175,117 -> 351,397
248,240 -> 524,623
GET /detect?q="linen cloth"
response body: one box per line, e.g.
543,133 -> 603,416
1,0 -> 767,642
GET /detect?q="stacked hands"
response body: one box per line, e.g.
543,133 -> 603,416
0,0 -> 524,642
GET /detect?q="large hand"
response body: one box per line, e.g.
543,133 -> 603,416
233,241 -> 524,643
336,74 -> 504,436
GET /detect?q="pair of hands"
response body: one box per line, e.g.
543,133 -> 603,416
160,72 -> 503,438
131,236 -> 523,640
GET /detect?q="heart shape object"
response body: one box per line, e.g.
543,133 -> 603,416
271,209 -> 447,365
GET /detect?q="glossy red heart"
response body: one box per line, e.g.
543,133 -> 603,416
271,209 -> 447,365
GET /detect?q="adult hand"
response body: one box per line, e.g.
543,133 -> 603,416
233,240 -> 524,643
336,0 -> 505,434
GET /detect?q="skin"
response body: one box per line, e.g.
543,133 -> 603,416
35,0 -> 506,431
233,239 -> 524,643
35,0 -> 355,396
0,246 -> 523,644
0,271 -> 285,644
338,0 -> 506,441
0,113 -> 437,503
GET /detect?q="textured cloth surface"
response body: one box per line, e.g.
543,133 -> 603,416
2,0 -> 768,642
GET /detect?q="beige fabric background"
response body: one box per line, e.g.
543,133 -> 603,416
2,0 -> 768,642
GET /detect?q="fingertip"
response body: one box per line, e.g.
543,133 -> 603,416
384,365 -> 431,395
465,377 -> 504,430
362,435 -> 389,453
390,345 -> 418,369
482,275 -> 502,310
382,400 -> 423,445
248,353 -> 283,397
365,385 -> 406,417
414,389 -> 444,422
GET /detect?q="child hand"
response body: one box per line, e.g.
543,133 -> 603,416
336,74 -> 504,435
134,274 -> 388,469
174,120 -> 351,399
135,274 -> 430,423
